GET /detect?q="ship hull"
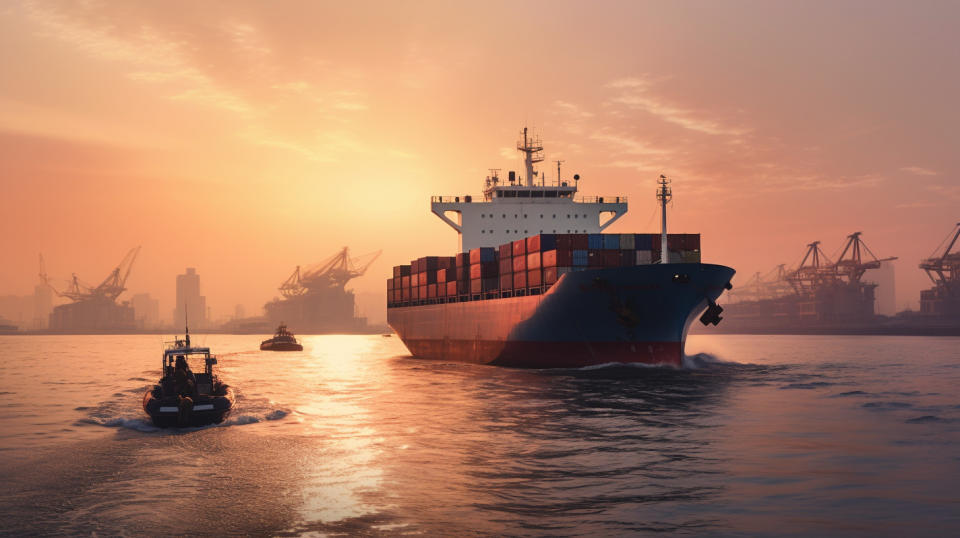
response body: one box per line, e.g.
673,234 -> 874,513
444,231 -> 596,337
388,263 -> 735,368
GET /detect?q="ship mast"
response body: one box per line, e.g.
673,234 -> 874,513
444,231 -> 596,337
657,175 -> 672,264
517,127 -> 544,186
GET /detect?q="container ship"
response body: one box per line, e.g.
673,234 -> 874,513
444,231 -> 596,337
386,128 -> 735,368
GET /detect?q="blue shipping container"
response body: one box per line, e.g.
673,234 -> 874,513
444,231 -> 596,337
588,234 -> 603,249
573,250 -> 589,266
634,234 -> 653,250
602,234 -> 620,249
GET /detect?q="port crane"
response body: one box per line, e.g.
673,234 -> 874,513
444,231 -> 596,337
919,222 -> 960,296
40,247 -> 141,303
279,247 -> 382,298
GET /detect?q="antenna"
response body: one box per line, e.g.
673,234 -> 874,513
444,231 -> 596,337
517,126 -> 544,187
555,160 -> 564,186
657,175 -> 672,263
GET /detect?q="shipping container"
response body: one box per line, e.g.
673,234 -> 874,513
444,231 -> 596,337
635,234 -> 653,250
498,242 -> 512,259
512,255 -> 527,273
513,271 -> 527,290
542,249 -> 571,268
602,250 -> 620,267
457,280 -> 468,295
420,270 -> 437,284
470,261 -> 498,279
469,247 -> 496,264
526,233 -> 557,253
446,281 -> 457,297
680,250 -> 702,263
437,267 -> 455,283
620,250 -> 636,267
556,233 -> 574,250
572,234 -> 589,249
543,266 -> 557,285
512,238 -> 526,257
573,250 -> 589,266
528,268 -> 542,287
427,284 -> 437,299
588,234 -> 603,249
402,275 -> 411,288
456,252 -> 469,268
411,273 -> 419,287
499,272 -> 513,290
588,250 -> 603,267
499,256 -> 513,274
393,265 -> 411,278
418,256 -> 441,272
470,277 -> 498,294
619,234 -> 635,250
602,234 -> 621,249
527,252 -> 541,270
402,288 -> 410,301
456,266 -> 469,282
636,250 -> 653,265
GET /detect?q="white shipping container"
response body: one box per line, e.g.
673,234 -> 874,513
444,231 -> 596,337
619,234 -> 635,250
635,250 -> 653,265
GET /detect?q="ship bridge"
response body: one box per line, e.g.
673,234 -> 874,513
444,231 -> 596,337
431,128 -> 627,252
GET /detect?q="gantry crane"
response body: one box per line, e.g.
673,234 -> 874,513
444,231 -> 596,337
40,247 -> 141,303
919,222 -> 960,297
279,247 -> 382,298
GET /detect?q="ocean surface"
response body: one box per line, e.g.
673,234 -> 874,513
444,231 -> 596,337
1,334 -> 959,536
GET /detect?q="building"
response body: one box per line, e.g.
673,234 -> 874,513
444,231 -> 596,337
173,268 -> 207,329
863,260 -> 896,316
131,293 -> 160,329
32,284 -> 53,330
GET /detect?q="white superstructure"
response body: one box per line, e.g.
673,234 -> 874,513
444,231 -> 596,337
431,128 -> 628,252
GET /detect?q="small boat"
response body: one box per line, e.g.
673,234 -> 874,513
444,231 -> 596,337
260,323 -> 303,351
143,328 -> 234,427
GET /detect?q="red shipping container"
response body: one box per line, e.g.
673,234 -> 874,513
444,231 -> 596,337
470,278 -> 482,294
512,255 -> 527,273
457,280 -> 469,295
542,249 -> 572,267
446,281 -> 457,297
499,272 -> 513,290
402,275 -> 411,288
527,252 -> 541,270
602,250 -> 620,267
402,288 -> 410,301
620,251 -> 636,267
556,234 -> 574,250
436,269 -> 446,284
499,243 -> 513,258
528,268 -> 542,287
588,250 -> 603,267
427,284 -> 436,298
456,266 -> 469,282
456,253 -> 469,267
470,261 -> 498,279
422,270 -> 437,284
437,283 -> 446,298
513,271 -> 527,289
572,234 -> 589,249
499,256 -> 513,274
543,266 -> 558,285
411,273 -> 419,287
512,238 -> 526,257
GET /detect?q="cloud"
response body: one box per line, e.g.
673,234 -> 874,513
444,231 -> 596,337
606,76 -> 748,136
900,166 -> 938,176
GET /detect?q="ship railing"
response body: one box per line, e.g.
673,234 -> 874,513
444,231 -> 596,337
431,195 -> 479,204
574,195 -> 627,204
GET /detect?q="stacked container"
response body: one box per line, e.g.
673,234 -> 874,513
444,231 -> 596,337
387,233 -> 701,306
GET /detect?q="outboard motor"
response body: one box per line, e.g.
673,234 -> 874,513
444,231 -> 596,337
700,298 -> 724,326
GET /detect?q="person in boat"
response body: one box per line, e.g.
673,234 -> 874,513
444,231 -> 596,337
173,356 -> 197,424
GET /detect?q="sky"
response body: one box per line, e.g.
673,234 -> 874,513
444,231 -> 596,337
1,0 -> 957,321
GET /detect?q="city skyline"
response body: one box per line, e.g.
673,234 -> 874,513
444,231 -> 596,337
1,1 -> 957,317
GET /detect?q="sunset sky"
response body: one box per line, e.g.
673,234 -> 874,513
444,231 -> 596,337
1,0 -> 957,321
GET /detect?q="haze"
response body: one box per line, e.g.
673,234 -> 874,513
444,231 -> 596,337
1,0 -> 957,323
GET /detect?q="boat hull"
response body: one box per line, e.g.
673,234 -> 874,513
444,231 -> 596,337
388,263 -> 734,368
142,387 -> 235,428
260,342 -> 303,351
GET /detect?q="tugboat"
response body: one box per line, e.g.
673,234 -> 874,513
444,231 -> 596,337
143,326 -> 234,427
260,323 -> 303,351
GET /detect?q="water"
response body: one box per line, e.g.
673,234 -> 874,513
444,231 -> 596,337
1,334 -> 959,536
